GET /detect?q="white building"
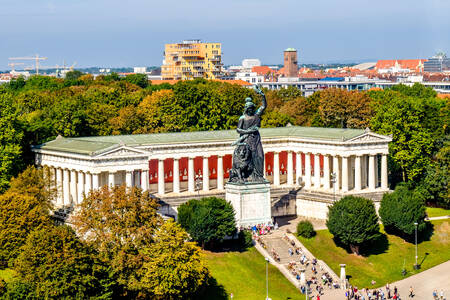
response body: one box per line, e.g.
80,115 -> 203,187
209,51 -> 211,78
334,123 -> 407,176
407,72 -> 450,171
242,59 -> 261,69
235,71 -> 264,84
34,126 -> 391,220
133,67 -> 147,74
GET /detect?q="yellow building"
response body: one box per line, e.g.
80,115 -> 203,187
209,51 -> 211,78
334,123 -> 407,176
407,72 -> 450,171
161,40 -> 223,80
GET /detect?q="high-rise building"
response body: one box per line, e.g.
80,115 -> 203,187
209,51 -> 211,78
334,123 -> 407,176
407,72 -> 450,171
161,40 -> 223,80
283,48 -> 298,77
424,53 -> 450,73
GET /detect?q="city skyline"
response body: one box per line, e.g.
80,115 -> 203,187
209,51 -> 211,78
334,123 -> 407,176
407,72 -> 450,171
1,0 -> 449,69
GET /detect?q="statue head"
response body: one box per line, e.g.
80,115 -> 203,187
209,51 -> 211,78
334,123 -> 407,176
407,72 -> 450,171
244,97 -> 256,116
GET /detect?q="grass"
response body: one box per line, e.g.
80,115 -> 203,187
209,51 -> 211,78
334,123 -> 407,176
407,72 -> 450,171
202,247 -> 303,300
0,268 -> 16,283
426,207 -> 450,218
299,220 -> 450,288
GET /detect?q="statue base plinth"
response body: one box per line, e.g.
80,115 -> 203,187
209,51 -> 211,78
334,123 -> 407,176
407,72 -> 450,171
225,182 -> 271,228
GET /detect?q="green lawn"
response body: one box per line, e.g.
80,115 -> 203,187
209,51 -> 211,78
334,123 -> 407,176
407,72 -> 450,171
426,207 -> 450,218
0,268 -> 16,283
202,247 -> 303,300
299,220 -> 450,288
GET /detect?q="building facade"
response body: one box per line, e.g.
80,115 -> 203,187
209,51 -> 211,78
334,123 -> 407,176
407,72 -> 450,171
424,53 -> 450,73
34,126 -> 391,220
283,48 -> 298,77
161,40 -> 223,80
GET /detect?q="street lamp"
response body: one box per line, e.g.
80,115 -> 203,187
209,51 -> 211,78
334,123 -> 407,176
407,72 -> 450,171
265,257 -> 271,300
414,222 -> 419,269
330,172 -> 337,202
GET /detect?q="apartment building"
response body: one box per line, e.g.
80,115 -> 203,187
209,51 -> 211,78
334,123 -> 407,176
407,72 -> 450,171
161,40 -> 223,80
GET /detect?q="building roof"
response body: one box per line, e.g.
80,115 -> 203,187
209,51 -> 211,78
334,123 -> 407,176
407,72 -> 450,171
375,59 -> 427,71
251,66 -> 277,75
149,79 -> 252,86
35,126 -> 371,156
285,48 -> 296,52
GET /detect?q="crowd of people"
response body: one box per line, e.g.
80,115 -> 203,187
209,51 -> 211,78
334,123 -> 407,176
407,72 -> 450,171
345,284 -> 446,300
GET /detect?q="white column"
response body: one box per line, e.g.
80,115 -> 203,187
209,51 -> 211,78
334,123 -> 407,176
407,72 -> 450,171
323,155 -> 331,190
126,171 -> 133,188
92,173 -> 99,190
173,159 -> 180,193
314,153 -> 321,188
141,170 -> 149,191
296,152 -> 302,185
217,155 -> 224,190
342,156 -> 349,192
77,171 -> 85,203
56,168 -> 63,206
361,155 -> 367,189
381,154 -> 388,189
355,155 -> 362,191
273,152 -> 280,186
375,155 -> 379,188
70,170 -> 77,204
63,169 -> 70,205
203,156 -> 209,191
188,157 -> 195,193
305,153 -> 311,189
333,156 -> 340,190
108,171 -> 116,187
134,171 -> 141,188
158,159 -> 165,195
287,151 -> 294,186
85,173 -> 92,196
368,155 -> 376,190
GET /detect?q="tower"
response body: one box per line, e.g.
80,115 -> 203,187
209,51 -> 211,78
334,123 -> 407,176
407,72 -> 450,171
283,48 -> 298,77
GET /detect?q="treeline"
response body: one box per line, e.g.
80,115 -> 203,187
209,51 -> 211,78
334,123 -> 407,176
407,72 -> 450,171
0,73 -> 448,205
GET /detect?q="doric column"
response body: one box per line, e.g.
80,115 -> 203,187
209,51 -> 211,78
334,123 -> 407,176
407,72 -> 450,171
92,173 -> 99,190
354,155 -> 362,191
203,156 -> 209,191
296,152 -> 302,185
141,170 -> 149,191
108,171 -> 116,187
158,159 -> 165,195
56,168 -> 63,206
368,155 -> 376,190
188,157 -> 195,193
342,156 -> 349,192
273,152 -> 280,186
85,173 -> 92,196
173,158 -> 180,193
314,153 -> 321,188
77,171 -> 85,203
323,155 -> 331,190
126,171 -> 133,188
287,151 -> 294,186
217,155 -> 224,190
381,154 -> 388,189
63,169 -> 70,206
304,153 -> 311,189
70,170 -> 77,204
333,156 -> 340,190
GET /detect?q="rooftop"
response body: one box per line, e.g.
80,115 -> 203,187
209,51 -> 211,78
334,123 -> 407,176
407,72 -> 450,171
35,126 -> 368,156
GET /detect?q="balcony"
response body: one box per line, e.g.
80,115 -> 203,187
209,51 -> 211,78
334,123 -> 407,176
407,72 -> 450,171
210,56 -> 221,61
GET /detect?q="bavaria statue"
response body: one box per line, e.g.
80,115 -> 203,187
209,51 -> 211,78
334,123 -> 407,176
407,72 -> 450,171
229,85 -> 268,183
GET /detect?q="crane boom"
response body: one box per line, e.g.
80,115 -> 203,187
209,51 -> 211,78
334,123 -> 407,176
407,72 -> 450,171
9,55 -> 48,74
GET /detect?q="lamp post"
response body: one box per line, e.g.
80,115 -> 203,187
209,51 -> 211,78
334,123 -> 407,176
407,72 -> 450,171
265,257 -> 270,300
331,172 -> 337,202
414,222 -> 419,269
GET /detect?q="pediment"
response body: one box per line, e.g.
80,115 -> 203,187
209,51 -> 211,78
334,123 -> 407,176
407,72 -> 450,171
346,132 -> 391,143
95,146 -> 149,158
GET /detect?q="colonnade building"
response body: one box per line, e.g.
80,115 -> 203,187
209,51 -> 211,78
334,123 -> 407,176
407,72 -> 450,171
33,126 -> 391,219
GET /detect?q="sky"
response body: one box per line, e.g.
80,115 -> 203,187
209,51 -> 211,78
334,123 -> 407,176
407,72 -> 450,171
1,0 -> 449,69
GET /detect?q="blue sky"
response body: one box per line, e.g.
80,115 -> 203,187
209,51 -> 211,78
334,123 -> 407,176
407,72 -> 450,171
1,0 -> 449,69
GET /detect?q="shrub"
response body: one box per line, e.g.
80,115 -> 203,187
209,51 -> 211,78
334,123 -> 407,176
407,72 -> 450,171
238,230 -> 254,249
379,183 -> 427,237
2,279 -> 36,300
326,196 -> 380,255
296,220 -> 316,238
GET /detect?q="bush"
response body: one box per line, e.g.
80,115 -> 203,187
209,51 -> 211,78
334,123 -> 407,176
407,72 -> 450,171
238,230 -> 254,249
326,196 -> 380,255
2,279 -> 36,300
296,220 -> 316,238
379,184 -> 427,237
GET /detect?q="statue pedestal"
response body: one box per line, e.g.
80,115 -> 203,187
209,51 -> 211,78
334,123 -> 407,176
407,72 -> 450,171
225,182 -> 271,227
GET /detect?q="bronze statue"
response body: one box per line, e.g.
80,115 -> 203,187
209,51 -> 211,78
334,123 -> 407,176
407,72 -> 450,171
229,85 -> 267,183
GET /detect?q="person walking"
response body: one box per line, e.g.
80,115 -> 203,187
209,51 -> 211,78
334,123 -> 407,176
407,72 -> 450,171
409,286 -> 414,298
440,289 -> 444,300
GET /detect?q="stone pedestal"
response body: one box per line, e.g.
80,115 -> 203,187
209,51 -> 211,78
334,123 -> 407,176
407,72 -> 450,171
225,182 -> 271,227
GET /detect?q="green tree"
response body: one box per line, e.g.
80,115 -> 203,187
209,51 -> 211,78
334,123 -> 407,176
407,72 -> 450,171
139,220 -> 209,298
326,196 -> 380,255
14,225 -> 112,299
0,166 -> 54,266
123,73 -> 149,89
1,280 -> 36,300
379,184 -> 427,237
64,70 -> 84,81
296,220 -> 316,238
178,197 -> 236,249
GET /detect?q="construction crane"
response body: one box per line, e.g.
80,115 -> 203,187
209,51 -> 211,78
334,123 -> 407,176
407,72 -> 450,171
9,54 -> 48,75
8,62 -> 24,72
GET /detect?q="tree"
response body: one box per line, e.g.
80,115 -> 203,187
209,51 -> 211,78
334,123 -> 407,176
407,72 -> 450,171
72,185 -> 161,297
178,197 -> 236,249
296,220 -> 316,238
379,184 -> 427,237
64,70 -> 84,81
14,225 -> 112,299
139,220 -> 209,298
326,196 -> 380,255
0,166 -> 54,266
123,73 -> 149,89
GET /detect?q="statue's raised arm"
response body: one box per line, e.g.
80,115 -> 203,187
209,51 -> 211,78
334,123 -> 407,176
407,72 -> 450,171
254,85 -> 266,116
